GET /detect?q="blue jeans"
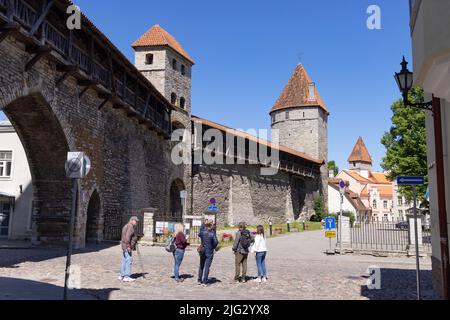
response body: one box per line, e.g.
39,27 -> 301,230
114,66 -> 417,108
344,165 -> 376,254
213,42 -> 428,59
256,252 -> 267,278
198,253 -> 214,284
120,250 -> 132,278
173,249 -> 185,280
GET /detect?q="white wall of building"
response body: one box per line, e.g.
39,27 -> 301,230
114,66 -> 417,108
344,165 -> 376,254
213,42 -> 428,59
328,185 -> 357,215
0,121 -> 33,240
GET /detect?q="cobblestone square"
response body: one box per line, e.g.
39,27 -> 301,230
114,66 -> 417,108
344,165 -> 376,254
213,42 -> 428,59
0,230 -> 434,300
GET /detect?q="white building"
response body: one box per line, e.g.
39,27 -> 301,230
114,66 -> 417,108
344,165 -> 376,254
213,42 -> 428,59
328,177 -> 370,221
0,120 -> 33,240
409,0 -> 450,299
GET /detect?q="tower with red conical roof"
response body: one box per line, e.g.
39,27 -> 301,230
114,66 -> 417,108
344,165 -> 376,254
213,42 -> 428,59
132,25 -> 194,129
270,64 -> 329,201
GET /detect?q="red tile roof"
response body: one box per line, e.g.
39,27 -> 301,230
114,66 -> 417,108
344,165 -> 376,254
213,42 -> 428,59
132,25 -> 195,64
361,185 -> 393,198
271,64 -> 328,114
348,137 -> 372,164
369,172 -> 391,184
343,170 -> 371,183
192,116 -> 324,165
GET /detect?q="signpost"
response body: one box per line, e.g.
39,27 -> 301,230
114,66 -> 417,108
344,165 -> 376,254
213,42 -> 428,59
325,216 -> 336,255
63,152 -> 91,300
338,180 -> 345,254
397,175 -> 425,300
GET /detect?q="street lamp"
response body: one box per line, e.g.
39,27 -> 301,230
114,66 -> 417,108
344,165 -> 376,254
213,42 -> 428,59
394,56 -> 432,111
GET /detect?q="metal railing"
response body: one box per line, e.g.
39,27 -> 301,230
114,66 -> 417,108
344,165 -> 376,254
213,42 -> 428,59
350,218 -> 432,253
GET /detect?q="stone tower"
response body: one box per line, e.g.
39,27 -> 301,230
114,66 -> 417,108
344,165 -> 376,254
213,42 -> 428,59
132,24 -> 194,129
270,64 -> 329,201
133,25 -> 194,217
347,136 -> 373,177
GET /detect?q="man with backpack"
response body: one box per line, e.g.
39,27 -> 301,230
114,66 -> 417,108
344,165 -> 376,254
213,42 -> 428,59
232,222 -> 254,283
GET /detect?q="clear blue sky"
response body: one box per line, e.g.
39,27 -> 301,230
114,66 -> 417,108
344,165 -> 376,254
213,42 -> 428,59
0,0 -> 412,172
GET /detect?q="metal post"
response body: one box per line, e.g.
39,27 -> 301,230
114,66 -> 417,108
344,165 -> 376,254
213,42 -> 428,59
413,186 -> 421,300
339,192 -> 343,254
63,178 -> 77,300
269,220 -> 273,237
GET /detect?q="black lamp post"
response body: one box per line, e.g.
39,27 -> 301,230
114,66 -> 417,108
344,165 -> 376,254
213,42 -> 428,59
394,56 -> 433,111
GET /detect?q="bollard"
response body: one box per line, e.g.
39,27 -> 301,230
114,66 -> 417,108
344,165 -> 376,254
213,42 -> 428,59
302,221 -> 306,231
269,221 -> 273,236
287,222 -> 290,233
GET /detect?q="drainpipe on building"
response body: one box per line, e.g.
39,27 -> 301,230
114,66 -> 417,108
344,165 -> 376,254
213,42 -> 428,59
432,96 -> 450,300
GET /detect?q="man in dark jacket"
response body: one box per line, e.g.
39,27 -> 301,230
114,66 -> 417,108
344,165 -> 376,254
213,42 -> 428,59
198,223 -> 219,286
232,222 -> 254,283
119,216 -> 139,282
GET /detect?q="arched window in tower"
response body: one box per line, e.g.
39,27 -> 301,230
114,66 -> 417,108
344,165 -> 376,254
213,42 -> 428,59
180,97 -> 186,109
181,65 -> 186,76
172,58 -> 177,70
145,53 -> 153,65
373,200 -> 377,209
171,93 -> 177,105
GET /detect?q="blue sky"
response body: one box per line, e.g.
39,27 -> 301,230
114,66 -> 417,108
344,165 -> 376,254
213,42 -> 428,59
0,0 -> 412,172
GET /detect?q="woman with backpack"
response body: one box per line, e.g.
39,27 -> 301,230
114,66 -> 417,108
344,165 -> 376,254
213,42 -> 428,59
250,225 -> 268,283
172,223 -> 189,283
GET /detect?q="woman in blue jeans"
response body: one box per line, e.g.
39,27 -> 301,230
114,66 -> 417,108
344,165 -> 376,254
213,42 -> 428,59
173,224 -> 189,282
250,225 -> 268,283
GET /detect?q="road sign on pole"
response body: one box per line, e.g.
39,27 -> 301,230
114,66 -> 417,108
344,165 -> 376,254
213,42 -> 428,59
396,176 -> 425,300
63,152 -> 91,300
325,216 -> 336,230
397,176 -> 425,185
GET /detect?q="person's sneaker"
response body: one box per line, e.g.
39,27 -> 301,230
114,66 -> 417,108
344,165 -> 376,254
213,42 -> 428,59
202,283 -> 210,287
175,278 -> 184,283
118,275 -> 123,281
262,277 -> 268,283
253,278 -> 262,283
123,277 -> 136,282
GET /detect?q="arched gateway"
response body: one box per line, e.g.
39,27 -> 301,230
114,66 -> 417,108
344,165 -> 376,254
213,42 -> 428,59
0,0 -> 177,247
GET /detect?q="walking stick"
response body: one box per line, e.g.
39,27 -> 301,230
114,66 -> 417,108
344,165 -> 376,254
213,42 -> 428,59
136,242 -> 146,279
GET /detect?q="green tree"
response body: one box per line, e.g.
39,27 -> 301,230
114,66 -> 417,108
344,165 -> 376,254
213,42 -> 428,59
381,86 -> 428,201
327,160 -> 339,177
311,195 -> 325,221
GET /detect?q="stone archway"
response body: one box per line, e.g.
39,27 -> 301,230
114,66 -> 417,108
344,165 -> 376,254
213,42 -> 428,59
1,92 -> 73,245
85,190 -> 102,243
170,179 -> 186,220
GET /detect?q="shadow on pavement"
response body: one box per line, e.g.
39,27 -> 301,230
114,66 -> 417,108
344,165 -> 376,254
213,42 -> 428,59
0,277 -> 119,300
0,242 -> 118,268
361,268 -> 436,300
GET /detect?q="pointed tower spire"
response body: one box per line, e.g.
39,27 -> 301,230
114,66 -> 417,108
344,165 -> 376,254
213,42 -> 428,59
348,137 -> 373,172
271,64 -> 328,114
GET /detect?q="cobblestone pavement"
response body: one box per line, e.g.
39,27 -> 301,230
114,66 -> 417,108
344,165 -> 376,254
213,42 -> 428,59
0,230 -> 435,300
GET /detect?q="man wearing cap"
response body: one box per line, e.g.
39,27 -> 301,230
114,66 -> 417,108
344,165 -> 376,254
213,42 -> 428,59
119,216 -> 139,282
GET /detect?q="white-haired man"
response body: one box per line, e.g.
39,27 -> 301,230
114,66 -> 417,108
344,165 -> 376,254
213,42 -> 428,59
119,216 -> 139,282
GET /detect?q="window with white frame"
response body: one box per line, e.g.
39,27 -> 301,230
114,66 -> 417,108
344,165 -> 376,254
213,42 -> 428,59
0,151 -> 12,178
398,196 -> 403,206
383,200 -> 388,209
372,200 -> 377,209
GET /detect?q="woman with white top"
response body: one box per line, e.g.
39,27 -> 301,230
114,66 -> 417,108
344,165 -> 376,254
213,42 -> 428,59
251,225 -> 268,283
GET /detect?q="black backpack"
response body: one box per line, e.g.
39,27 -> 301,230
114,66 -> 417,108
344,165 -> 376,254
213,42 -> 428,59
240,230 -> 252,250
165,235 -> 176,253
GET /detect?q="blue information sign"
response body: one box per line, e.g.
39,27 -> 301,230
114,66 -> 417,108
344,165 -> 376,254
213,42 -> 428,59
208,205 -> 219,213
397,176 -> 425,185
325,216 -> 336,230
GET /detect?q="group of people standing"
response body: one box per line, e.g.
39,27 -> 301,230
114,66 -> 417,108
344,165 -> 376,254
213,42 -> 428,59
118,217 -> 268,286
